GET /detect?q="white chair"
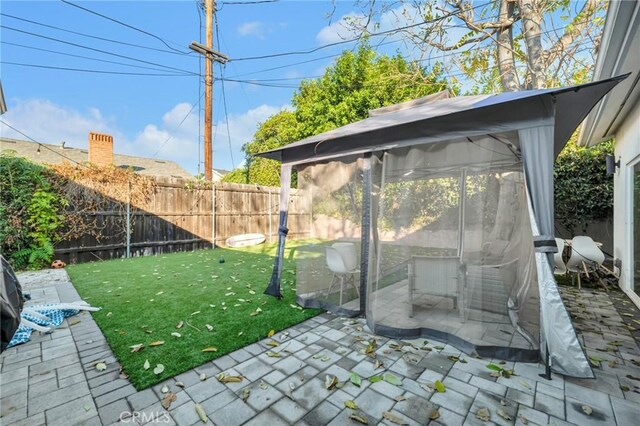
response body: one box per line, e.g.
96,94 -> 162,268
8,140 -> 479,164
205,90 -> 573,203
566,236 -> 605,289
553,238 -> 567,276
325,245 -> 359,306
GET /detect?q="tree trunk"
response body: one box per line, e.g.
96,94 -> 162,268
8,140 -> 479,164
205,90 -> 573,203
497,0 -> 520,91
520,0 -> 546,89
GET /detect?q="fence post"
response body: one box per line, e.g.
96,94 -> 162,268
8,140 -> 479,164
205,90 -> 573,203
212,183 -> 216,249
126,180 -> 131,258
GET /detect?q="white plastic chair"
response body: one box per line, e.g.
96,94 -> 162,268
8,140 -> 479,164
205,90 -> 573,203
553,238 -> 567,276
566,236 -> 605,289
325,246 -> 359,306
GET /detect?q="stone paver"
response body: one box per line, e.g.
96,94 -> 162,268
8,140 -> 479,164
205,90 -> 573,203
2,270 -> 640,426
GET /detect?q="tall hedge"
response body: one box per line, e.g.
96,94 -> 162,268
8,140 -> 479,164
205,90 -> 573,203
554,140 -> 614,234
0,155 -> 67,269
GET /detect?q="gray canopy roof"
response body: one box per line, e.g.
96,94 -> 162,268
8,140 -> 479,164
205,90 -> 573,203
256,76 -> 627,165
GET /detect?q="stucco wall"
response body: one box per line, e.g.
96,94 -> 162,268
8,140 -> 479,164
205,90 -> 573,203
613,100 -> 640,306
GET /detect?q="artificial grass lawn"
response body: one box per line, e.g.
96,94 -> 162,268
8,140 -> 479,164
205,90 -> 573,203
67,241 -> 322,390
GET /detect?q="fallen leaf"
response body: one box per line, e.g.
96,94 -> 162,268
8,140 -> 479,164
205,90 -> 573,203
129,343 -> 144,353
620,385 -> 630,392
202,347 -> 218,352
268,329 -> 275,337
242,388 -> 250,402
345,400 -> 358,409
325,375 -> 338,390
520,380 -> 531,389
349,413 -> 368,424
195,403 -> 208,423
518,414 -> 529,425
205,324 -> 214,331
497,408 -> 512,421
259,380 -> 268,390
312,352 -> 325,359
161,392 -> 177,410
486,363 -> 503,371
83,402 -> 92,412
238,331 -> 244,336
382,411 -> 408,425
582,405 -> 593,415
149,341 -> 165,347
175,381 -> 185,388
350,372 -> 362,387
476,407 -> 490,422
106,312 -> 112,318
383,373 -> 402,386
171,332 -> 181,338
429,408 -> 440,420
153,364 -> 165,375
266,340 -> 279,347
95,362 -> 107,371
394,394 -> 407,402
176,321 -> 184,329
434,380 -> 446,393
267,351 -> 282,358
369,375 -> 383,383
191,311 -> 201,316
161,385 -> 169,394
200,373 -> 207,381
216,373 -> 243,383
143,359 -> 150,370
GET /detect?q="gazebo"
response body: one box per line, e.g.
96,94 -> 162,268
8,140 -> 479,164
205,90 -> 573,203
257,76 -> 626,378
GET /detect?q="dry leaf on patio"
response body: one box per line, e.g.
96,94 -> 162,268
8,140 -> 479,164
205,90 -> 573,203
420,383 -> 434,392
175,381 -> 185,388
518,414 -> 529,425
149,341 -> 165,346
259,380 -> 268,390
266,340 -> 279,347
195,404 -> 208,423
129,343 -> 144,353
95,362 -> 107,371
143,359 -> 150,370
161,386 -> 169,394
176,321 -> 184,329
325,375 -> 338,390
350,372 -> 362,387
434,380 -> 446,393
344,400 -> 358,409
267,351 -> 281,358
476,407 -> 491,422
200,373 -> 207,381
171,332 -> 181,338
202,347 -> 218,352
582,405 -> 593,415
268,329 -> 275,337
161,392 -> 177,410
394,394 -> 407,402
497,409 -> 512,421
383,373 -> 402,386
382,411 -> 408,425
242,388 -> 250,403
216,373 -> 243,383
374,359 -> 384,369
153,364 -> 165,375
349,413 -> 368,424
429,409 -> 440,420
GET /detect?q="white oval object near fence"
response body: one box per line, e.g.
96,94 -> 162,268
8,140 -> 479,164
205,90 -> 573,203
225,233 -> 266,248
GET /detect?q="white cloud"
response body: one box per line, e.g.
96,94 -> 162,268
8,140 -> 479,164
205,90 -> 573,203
212,103 -> 289,170
0,98 -> 118,147
238,21 -> 266,38
0,98 -> 287,174
316,13 -> 366,44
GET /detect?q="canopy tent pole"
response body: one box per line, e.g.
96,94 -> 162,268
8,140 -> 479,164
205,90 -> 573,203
264,163 -> 292,298
359,155 -> 372,315
457,168 -> 468,259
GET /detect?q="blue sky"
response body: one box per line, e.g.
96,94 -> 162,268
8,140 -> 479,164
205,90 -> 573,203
1,0 -> 405,174
0,1 -> 597,175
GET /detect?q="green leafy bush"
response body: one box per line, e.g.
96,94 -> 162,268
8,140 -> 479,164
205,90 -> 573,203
554,140 -> 614,234
0,155 -> 67,269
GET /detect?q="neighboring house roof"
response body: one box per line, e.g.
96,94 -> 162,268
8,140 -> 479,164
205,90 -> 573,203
0,138 -> 192,179
0,80 -> 6,115
578,0 -> 640,147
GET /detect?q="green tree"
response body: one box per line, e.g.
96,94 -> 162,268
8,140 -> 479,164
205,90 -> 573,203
224,43 -> 449,186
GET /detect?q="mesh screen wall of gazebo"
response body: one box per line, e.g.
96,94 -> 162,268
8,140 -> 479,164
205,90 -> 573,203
257,76 -> 626,378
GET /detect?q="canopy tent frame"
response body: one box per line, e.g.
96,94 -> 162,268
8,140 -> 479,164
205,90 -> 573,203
258,76 -> 628,378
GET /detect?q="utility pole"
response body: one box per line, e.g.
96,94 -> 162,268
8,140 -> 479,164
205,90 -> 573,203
190,0 -> 228,181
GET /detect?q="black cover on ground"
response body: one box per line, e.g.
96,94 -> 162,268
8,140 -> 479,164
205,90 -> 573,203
1,255 -> 24,352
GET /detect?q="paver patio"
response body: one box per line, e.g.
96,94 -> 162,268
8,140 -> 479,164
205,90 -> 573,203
1,269 -> 639,425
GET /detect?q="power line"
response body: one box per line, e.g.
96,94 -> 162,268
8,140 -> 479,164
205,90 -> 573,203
230,0 -> 497,61
1,25 -> 198,76
60,0 -> 190,54
0,12 -> 197,57
1,41 -> 188,74
0,119 -> 87,167
219,67 -> 235,169
221,0 -> 280,4
1,61 -> 192,77
152,93 -> 205,158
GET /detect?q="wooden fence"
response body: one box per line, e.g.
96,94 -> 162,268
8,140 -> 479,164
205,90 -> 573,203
54,177 -> 311,263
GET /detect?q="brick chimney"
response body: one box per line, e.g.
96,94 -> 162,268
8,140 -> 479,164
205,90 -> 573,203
88,132 -> 113,166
